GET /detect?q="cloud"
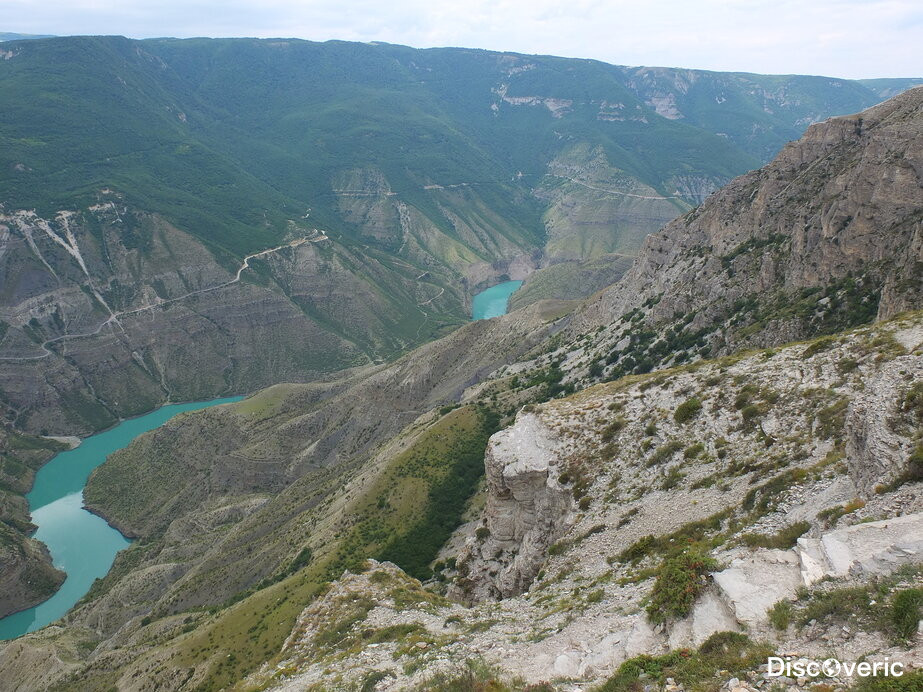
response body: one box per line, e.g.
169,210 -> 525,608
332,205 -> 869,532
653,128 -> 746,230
1,0 -> 921,78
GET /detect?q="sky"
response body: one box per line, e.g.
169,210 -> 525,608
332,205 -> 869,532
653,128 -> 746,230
2,0 -> 922,79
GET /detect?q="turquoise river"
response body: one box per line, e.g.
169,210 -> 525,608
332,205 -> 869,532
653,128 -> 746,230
0,396 -> 243,640
471,280 -> 522,320
0,283 -> 520,640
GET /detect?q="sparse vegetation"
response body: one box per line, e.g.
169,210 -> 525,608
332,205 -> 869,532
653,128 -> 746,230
646,548 -> 719,623
599,631 -> 772,692
891,588 -> 923,640
740,521 -> 810,550
674,397 -> 703,424
768,600 -> 793,630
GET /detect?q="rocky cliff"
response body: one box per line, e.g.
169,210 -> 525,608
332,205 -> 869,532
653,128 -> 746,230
571,86 -> 923,382
0,427 -> 66,618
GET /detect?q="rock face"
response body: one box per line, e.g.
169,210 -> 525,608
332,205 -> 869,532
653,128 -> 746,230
0,525 -> 65,619
0,204 -> 485,436
453,413 -> 572,601
0,426 -> 66,618
572,87 -> 923,379
845,347 -> 923,494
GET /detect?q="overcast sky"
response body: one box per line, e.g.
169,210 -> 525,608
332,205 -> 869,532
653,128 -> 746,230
2,0 -> 921,79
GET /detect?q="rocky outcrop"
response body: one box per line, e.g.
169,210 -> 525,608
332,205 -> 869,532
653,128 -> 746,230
0,427 -> 66,618
0,525 -> 65,619
571,87 -> 923,379
845,349 -> 923,494
453,413 -> 572,601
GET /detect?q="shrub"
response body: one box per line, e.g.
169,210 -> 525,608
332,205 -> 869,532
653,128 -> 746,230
740,521 -> 810,550
601,417 -> 627,442
852,670 -> 923,692
648,439 -> 683,466
740,404 -> 762,428
816,398 -> 849,439
802,336 -> 836,359
619,535 -> 657,564
547,540 -> 568,556
797,585 -> 877,627
646,548 -> 718,623
599,632 -> 771,692
660,466 -> 685,490
904,444 -> 923,483
475,527 -> 490,541
768,600 -> 792,630
899,382 -> 923,424
891,588 -> 923,640
674,398 -> 703,424
683,443 -> 705,459
586,589 -> 604,604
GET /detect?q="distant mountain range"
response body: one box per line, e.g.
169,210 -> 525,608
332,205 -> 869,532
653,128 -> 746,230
1,36 -> 919,441
0,33 -> 56,42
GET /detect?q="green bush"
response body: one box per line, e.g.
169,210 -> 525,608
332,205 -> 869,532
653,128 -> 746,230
768,600 -> 792,630
674,398 -> 703,424
797,585 -> 878,627
891,588 -> 922,640
660,466 -> 685,490
905,444 -> 923,483
740,404 -> 762,427
647,548 -> 718,623
618,535 -> 657,564
601,417 -> 627,442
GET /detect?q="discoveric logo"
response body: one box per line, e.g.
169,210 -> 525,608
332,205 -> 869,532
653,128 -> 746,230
767,657 -> 904,679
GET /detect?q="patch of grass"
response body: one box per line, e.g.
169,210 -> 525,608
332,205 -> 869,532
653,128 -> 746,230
601,417 -> 627,442
599,631 -> 773,692
646,548 -> 718,623
815,397 -> 849,439
891,588 -> 922,640
684,443 -> 705,459
742,468 -> 807,514
801,336 -> 836,359
899,382 -> 923,425
851,670 -> 923,692
768,600 -> 793,630
740,521 -> 810,550
411,658 -> 539,691
660,466 -> 685,490
878,443 -> 923,492
796,584 -> 885,630
674,397 -> 703,424
816,498 -> 865,526
617,510 -> 732,565
648,439 -> 684,466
